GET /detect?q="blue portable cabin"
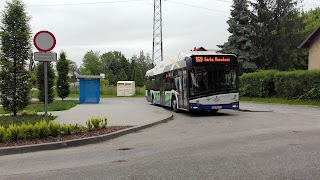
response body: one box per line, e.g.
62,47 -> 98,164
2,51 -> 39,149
77,75 -> 103,104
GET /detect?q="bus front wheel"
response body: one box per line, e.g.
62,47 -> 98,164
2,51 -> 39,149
172,99 -> 179,113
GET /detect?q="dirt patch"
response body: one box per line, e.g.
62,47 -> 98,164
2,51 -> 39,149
0,126 -> 131,148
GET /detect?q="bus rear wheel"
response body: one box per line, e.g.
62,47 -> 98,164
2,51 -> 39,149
172,99 -> 179,113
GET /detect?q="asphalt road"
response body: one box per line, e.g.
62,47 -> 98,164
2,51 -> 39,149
1,100 -> 320,180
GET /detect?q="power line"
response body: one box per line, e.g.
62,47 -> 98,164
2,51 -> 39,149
27,0 -> 144,7
165,0 -> 230,13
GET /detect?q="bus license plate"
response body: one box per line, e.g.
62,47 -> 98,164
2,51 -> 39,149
212,106 -> 222,109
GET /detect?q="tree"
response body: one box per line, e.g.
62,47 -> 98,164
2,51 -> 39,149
106,69 -> 116,85
81,50 -> 102,75
218,0 -> 257,72
302,7 -> 320,36
0,0 -> 31,115
117,68 -> 128,81
133,66 -> 144,87
36,62 -> 55,103
251,0 -> 304,70
56,51 -> 70,100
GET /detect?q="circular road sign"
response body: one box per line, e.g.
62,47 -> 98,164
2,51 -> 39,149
33,30 -> 56,52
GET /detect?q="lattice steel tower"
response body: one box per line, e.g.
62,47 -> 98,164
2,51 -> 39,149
152,0 -> 163,63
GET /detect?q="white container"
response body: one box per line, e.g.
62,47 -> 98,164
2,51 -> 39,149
117,81 -> 135,96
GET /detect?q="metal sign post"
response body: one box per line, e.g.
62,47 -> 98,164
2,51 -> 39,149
33,30 -> 57,124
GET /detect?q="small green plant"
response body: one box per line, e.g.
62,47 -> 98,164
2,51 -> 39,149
20,110 -> 37,116
0,126 -> 5,142
49,121 -> 61,137
60,124 -> 73,135
34,121 -> 49,138
86,117 -> 108,130
72,124 -> 84,134
101,118 -> 108,128
6,124 -> 20,142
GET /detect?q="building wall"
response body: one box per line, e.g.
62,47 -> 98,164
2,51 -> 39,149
309,34 -> 320,70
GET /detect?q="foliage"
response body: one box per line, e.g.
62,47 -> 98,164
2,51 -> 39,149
133,65 -> 144,87
218,0 -> 257,72
0,100 -> 78,114
0,126 -> 5,142
36,62 -> 55,103
86,117 -> 108,130
81,50 -> 102,75
0,0 -> 32,116
302,7 -> 320,36
239,70 -> 278,97
240,70 -> 320,101
118,68 -> 128,81
56,51 -> 70,100
49,121 -> 60,137
0,120 -> 87,142
250,0 -> 305,70
6,124 -> 20,142
106,69 -> 116,85
20,109 -> 37,116
0,114 -> 56,128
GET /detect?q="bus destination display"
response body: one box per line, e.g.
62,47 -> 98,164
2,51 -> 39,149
194,56 -> 231,63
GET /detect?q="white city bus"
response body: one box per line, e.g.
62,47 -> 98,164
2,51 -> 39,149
145,50 -> 240,112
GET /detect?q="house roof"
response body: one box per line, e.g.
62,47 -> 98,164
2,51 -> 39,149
299,25 -> 320,49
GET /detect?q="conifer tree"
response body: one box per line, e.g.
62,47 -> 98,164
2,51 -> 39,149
218,0 -> 257,72
56,51 -> 70,100
0,0 -> 31,115
36,62 -> 55,103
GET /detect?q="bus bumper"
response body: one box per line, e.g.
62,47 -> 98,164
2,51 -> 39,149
189,102 -> 239,111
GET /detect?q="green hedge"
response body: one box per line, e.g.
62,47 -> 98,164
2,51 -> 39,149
240,70 -> 320,101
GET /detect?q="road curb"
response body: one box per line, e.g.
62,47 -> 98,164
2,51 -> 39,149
0,115 -> 174,156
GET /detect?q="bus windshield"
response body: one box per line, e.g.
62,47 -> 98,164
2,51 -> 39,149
189,64 -> 238,97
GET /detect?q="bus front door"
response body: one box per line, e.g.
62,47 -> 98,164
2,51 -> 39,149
176,77 -> 183,109
160,74 -> 165,106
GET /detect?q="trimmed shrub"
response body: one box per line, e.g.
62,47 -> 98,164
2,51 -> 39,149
60,124 -> 73,135
239,70 -> 278,97
19,123 -> 35,140
49,121 -> 61,137
274,70 -> 320,99
34,121 -> 49,138
6,124 -> 20,142
0,126 -> 5,142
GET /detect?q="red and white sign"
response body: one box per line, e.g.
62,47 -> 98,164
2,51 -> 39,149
33,30 -> 56,52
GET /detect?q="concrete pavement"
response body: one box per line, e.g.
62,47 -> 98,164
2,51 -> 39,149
51,98 -> 172,127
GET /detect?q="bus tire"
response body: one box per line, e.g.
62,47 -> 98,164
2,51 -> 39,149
210,109 -> 219,113
172,99 -> 179,113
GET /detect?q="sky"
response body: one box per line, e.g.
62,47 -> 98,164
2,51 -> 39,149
0,0 -> 319,67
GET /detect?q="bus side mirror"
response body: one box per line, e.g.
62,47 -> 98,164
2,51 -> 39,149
238,62 -> 243,76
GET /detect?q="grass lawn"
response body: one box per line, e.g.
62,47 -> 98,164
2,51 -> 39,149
0,115 -> 56,128
240,97 -> 320,107
0,100 -> 79,114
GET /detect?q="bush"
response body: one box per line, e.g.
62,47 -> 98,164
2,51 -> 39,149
6,124 -> 20,142
60,124 -> 73,135
0,126 -> 5,142
239,70 -> 277,97
19,123 -> 35,140
20,110 -> 37,116
34,121 -> 49,138
86,117 -> 108,130
240,70 -> 320,101
49,121 -> 61,137
274,70 -> 320,99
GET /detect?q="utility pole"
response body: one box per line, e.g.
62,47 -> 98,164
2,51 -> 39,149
152,0 -> 163,64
